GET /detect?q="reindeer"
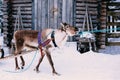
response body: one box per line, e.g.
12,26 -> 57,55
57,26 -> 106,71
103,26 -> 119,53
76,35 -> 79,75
13,22 -> 77,75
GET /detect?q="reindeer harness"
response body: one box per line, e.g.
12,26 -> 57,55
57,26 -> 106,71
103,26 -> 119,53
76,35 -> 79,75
38,31 -> 58,56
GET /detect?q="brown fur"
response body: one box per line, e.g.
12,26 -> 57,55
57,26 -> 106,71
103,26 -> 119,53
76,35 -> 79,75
13,23 -> 77,75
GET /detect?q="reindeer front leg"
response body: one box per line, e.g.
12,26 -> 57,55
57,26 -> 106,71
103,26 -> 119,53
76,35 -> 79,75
45,48 -> 60,76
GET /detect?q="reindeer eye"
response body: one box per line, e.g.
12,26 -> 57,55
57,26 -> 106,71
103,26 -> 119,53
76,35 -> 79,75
66,25 -> 69,28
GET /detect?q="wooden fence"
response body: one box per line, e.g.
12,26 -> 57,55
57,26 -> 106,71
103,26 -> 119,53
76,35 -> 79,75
2,0 -> 32,46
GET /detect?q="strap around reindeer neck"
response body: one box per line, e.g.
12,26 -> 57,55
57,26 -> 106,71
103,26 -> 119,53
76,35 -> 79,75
51,31 -> 58,47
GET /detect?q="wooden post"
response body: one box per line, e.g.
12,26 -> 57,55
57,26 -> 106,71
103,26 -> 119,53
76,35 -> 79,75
7,0 -> 13,47
99,1 -> 107,49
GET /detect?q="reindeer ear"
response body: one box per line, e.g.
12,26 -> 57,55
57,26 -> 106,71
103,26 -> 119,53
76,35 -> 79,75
60,23 -> 65,27
60,23 -> 65,31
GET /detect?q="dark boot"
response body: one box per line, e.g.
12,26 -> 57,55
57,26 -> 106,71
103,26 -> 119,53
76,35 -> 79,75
1,48 -> 4,58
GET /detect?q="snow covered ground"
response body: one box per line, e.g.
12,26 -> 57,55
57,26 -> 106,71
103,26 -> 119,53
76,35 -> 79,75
0,41 -> 120,80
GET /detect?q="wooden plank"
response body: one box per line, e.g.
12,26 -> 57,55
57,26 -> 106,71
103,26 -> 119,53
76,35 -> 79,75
76,18 -> 98,23
13,23 -> 32,28
76,7 -> 97,11
76,3 -> 98,7
12,0 -> 32,3
12,7 -> 32,11
12,15 -> 32,19
12,3 -> 32,7
76,0 -> 97,3
108,2 -> 120,6
107,42 -> 120,46
75,23 -> 83,27
107,22 -> 120,26
76,11 -> 97,15
12,19 -> 32,23
107,11 -> 120,16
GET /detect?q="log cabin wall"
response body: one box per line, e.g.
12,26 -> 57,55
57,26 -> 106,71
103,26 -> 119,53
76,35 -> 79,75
2,0 -> 74,46
2,0 -> 108,49
73,0 -> 107,49
73,0 -> 98,29
11,0 -> 32,30
2,0 -> 32,46
97,1 -> 107,49
2,0 -> 12,45
107,1 -> 120,46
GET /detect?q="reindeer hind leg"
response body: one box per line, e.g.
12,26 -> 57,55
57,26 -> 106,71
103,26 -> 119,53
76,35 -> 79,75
35,47 -> 45,73
20,55 -> 25,69
15,38 -> 24,70
15,57 -> 20,70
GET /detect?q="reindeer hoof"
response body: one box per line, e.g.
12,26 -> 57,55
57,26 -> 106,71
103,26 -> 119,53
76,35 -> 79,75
21,62 -> 25,68
21,66 -> 24,69
53,71 -> 61,76
15,67 -> 20,70
34,68 -> 40,73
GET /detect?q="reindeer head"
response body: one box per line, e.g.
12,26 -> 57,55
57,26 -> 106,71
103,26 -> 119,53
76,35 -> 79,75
60,22 -> 78,36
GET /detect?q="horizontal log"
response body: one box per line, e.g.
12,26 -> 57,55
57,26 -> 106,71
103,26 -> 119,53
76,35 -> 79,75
12,19 -> 32,23
76,20 -> 98,24
107,22 -> 120,26
76,11 -> 97,15
99,45 -> 106,49
100,17 -> 106,21
3,15 -> 8,19
107,42 -> 120,46
107,33 -> 120,38
100,25 -> 106,28
12,3 -> 32,7
107,11 -> 120,16
108,2 -> 120,6
98,41 -> 106,44
12,12 -> 32,15
76,15 -> 97,18
76,3 -> 98,7
12,0 -> 31,3
76,0 -> 97,3
12,15 -> 32,19
12,7 -> 32,11
76,7 -> 97,11
108,8 -> 120,11
13,23 -> 32,27
75,24 -> 83,27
